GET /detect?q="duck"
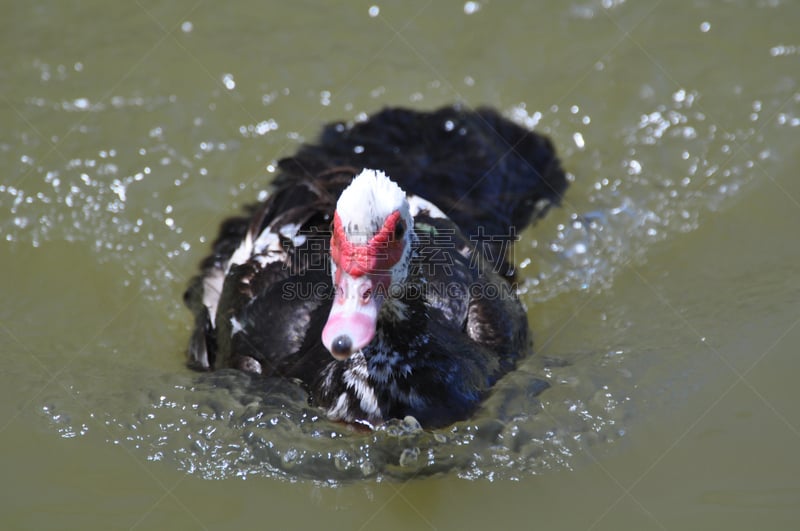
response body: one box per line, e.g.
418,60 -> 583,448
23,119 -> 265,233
184,105 -> 568,428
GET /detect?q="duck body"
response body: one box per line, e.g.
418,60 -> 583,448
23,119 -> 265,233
184,105 -> 567,428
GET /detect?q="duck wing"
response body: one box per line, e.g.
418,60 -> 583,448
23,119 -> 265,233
184,175 -> 344,373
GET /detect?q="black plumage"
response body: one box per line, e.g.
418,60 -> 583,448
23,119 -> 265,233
184,105 -> 567,428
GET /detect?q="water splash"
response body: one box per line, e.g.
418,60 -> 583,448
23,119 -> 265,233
513,87 -> 779,302
39,361 -> 629,482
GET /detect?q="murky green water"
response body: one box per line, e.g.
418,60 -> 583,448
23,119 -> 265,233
2,0 -> 800,529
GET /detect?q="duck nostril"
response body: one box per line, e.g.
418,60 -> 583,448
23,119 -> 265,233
330,335 -> 353,358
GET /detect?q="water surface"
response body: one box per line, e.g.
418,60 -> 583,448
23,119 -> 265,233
2,1 -> 800,529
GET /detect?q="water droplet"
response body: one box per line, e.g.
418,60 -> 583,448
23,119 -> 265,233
222,73 -> 236,90
464,1 -> 481,15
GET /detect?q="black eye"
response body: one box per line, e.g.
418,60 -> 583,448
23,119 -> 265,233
394,221 -> 406,240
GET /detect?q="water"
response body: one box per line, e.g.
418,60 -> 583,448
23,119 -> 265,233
2,0 -> 800,529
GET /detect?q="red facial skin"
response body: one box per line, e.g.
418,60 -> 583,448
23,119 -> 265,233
322,210 -> 406,359
330,210 -> 405,278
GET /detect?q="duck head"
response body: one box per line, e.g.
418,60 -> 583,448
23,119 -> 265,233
322,169 -> 415,360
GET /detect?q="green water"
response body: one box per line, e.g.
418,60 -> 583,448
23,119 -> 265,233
2,0 -> 800,529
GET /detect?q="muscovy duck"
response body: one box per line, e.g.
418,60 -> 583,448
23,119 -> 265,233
184,105 -> 568,428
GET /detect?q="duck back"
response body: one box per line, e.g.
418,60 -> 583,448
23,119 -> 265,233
282,105 -> 567,239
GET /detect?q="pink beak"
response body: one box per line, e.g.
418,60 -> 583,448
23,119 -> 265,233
321,271 -> 385,360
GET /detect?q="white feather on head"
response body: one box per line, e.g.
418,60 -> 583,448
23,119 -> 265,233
335,169 -> 412,244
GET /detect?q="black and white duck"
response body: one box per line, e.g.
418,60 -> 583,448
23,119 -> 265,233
184,105 -> 568,428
